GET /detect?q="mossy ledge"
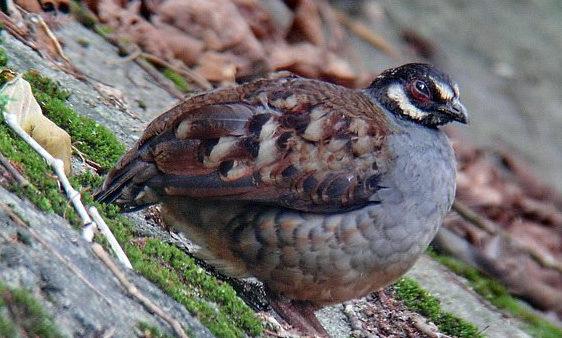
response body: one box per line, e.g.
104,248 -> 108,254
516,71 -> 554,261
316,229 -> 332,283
0,282 -> 64,338
393,277 -> 485,338
428,250 -> 562,338
0,67 -> 262,338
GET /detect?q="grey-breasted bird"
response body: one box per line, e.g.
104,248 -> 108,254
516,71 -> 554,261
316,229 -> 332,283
94,63 -> 467,336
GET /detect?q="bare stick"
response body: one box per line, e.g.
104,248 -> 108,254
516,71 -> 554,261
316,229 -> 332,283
410,312 -> 452,338
88,207 -> 132,269
96,32 -> 185,99
333,9 -> 402,60
32,14 -> 70,63
92,243 -> 190,338
0,151 -> 29,186
342,302 -> 364,333
452,200 -> 562,275
452,201 -> 498,234
72,144 -> 103,172
141,52 -> 213,91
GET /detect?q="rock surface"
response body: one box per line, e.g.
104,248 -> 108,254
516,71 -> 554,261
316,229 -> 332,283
0,186 -> 214,338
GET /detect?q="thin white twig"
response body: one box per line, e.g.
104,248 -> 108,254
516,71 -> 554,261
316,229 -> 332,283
89,207 -> 132,269
2,111 -> 97,241
2,75 -> 133,295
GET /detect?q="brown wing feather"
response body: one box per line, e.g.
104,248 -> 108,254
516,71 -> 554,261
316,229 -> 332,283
94,76 -> 393,212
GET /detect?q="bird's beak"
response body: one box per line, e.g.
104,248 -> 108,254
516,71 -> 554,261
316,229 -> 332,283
442,99 -> 468,124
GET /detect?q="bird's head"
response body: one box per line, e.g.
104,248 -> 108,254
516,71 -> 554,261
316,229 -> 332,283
367,63 -> 468,127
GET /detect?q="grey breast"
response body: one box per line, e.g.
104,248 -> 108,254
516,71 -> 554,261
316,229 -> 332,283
372,112 -> 457,263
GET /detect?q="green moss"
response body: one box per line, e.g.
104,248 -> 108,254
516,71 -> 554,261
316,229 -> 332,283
70,2 -> 115,39
393,277 -> 484,338
137,322 -> 176,338
84,199 -> 263,338
429,251 -> 562,338
0,91 -> 8,109
137,100 -> 148,110
0,313 -> 16,338
132,239 -> 262,337
0,48 -> 8,68
0,73 -> 84,226
76,39 -> 90,48
162,69 -> 190,93
69,1 -> 97,29
0,70 -> 263,337
0,282 -> 64,338
93,25 -> 115,37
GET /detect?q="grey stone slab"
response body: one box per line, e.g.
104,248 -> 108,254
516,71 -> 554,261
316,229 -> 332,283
0,186 -> 214,338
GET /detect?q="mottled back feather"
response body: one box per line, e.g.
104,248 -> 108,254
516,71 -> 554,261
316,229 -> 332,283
94,76 -> 393,212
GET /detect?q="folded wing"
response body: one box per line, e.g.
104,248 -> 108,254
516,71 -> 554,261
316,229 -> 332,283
94,76 -> 392,213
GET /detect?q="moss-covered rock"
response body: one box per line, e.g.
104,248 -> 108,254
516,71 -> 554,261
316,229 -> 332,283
393,277 -> 484,338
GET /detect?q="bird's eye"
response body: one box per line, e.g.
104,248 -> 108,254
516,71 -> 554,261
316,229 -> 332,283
409,80 -> 431,102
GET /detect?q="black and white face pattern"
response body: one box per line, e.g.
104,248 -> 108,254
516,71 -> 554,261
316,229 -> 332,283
370,63 -> 468,127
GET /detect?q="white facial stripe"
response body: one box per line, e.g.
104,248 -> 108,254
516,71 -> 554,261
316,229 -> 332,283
387,84 -> 427,120
432,78 -> 455,101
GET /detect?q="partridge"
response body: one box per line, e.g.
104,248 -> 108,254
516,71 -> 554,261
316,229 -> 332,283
95,63 -> 467,336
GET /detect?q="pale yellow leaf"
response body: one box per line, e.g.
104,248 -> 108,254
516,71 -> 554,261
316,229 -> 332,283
2,77 -> 72,175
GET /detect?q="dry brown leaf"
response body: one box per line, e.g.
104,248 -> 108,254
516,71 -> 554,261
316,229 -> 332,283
0,4 -> 81,78
137,0 -> 165,16
233,0 -> 284,41
268,42 -> 321,78
320,51 -> 356,86
38,0 -> 71,14
286,0 -> 324,46
98,0 -> 177,65
1,77 -> 72,175
267,41 -> 356,86
194,51 -> 238,83
13,0 -> 43,13
158,0 -> 265,61
88,0 -> 358,85
154,22 -> 205,66
446,132 -> 562,318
